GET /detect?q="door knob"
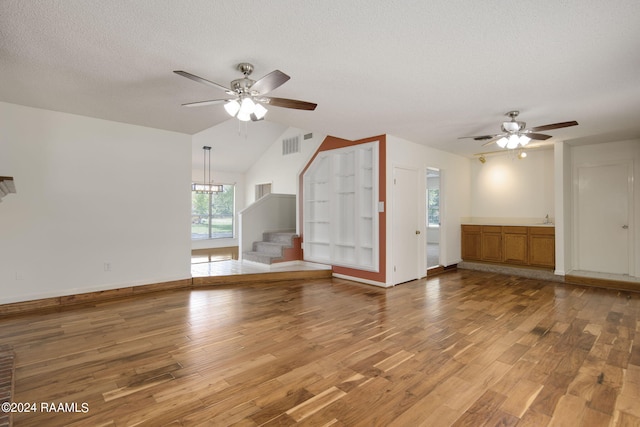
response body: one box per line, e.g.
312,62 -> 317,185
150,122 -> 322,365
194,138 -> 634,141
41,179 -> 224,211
622,225 -> 629,229
415,230 -> 421,235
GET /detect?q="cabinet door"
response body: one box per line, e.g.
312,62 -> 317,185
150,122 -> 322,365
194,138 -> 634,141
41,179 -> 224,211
529,228 -> 555,268
481,226 -> 502,262
461,225 -> 481,260
503,226 -> 528,264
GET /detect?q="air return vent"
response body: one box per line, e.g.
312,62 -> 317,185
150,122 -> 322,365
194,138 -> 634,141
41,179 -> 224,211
282,135 -> 300,156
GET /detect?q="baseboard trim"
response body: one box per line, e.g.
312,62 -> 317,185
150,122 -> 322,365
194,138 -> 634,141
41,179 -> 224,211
564,275 -> 640,293
193,269 -> 332,287
0,278 -> 193,317
426,264 -> 457,277
1,270 -> 335,317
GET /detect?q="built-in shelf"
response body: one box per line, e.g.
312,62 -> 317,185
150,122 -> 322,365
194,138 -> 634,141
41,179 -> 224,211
303,142 -> 379,271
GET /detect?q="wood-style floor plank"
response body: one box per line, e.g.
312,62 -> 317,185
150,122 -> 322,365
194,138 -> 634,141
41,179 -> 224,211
0,270 -> 639,426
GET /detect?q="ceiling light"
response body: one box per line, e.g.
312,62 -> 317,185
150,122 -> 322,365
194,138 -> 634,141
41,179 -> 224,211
224,100 -> 240,117
236,111 -> 251,122
479,155 -> 486,164
519,135 -> 531,146
506,134 -> 520,149
192,147 -> 222,193
239,97 -> 256,115
224,96 -> 268,122
252,103 -> 268,120
496,137 -> 508,148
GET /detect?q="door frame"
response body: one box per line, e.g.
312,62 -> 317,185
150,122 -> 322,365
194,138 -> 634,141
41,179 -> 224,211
572,158 -> 635,276
391,165 -> 424,285
426,167 -> 442,271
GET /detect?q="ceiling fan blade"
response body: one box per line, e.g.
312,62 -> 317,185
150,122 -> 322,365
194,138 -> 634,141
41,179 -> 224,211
458,134 -> 497,141
261,97 -> 317,111
526,133 -> 553,141
482,136 -> 501,147
529,121 -> 578,132
181,99 -> 231,107
250,70 -> 290,94
173,70 -> 234,95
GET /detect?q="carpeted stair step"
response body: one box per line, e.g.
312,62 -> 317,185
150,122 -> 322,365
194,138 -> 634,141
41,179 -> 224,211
243,230 -> 298,265
253,241 -> 288,256
242,251 -> 281,265
263,230 -> 297,244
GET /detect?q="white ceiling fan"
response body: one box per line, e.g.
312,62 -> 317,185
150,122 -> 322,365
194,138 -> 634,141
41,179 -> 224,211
174,63 -> 317,122
459,111 -> 578,149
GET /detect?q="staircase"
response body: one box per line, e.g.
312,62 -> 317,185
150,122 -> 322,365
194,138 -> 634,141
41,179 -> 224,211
243,230 -> 300,265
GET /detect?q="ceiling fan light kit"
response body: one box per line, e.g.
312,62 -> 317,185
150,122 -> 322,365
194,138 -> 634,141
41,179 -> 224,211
459,110 -> 578,152
174,62 -> 317,122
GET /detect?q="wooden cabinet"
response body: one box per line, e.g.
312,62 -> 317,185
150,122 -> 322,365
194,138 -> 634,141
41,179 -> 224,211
529,227 -> 555,268
461,225 -> 555,269
503,226 -> 528,265
461,225 -> 481,260
481,226 -> 502,262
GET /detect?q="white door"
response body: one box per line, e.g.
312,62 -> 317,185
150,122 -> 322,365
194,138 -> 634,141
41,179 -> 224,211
392,167 -> 421,284
575,161 -> 632,275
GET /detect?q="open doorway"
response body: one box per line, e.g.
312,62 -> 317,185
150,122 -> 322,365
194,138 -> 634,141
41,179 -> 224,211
426,168 -> 441,270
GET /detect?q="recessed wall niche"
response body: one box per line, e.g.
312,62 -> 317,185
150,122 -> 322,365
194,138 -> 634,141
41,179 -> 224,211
303,141 -> 379,271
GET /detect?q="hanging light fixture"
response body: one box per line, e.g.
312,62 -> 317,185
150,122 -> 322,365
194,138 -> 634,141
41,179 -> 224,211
192,146 -> 222,193
224,95 -> 268,122
496,133 -> 531,149
0,176 -> 17,203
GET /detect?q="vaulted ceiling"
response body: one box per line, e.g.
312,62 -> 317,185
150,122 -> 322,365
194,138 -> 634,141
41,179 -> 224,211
2,0 -> 639,164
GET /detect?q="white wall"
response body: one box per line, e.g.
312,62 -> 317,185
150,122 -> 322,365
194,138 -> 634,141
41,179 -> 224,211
386,135 -> 471,273
244,127 -> 325,206
470,149 -> 554,223
0,102 -> 192,304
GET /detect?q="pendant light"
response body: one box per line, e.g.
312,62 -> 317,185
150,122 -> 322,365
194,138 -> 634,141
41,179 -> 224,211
192,146 -> 222,193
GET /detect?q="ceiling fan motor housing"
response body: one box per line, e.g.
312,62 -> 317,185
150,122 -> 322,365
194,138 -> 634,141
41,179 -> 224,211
502,121 -> 526,133
231,78 -> 256,94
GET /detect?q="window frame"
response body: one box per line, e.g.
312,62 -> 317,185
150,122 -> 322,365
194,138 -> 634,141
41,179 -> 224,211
191,183 -> 235,240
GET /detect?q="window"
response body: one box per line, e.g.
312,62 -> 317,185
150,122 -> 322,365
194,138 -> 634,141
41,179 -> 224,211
191,184 -> 235,240
427,188 -> 440,227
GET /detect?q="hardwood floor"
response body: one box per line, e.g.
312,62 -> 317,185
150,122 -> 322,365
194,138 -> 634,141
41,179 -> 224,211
1,270 -> 639,426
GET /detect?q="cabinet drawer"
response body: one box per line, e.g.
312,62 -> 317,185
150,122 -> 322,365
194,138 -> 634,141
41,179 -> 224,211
503,226 -> 528,234
529,227 -> 554,235
462,225 -> 481,233
482,226 -> 502,233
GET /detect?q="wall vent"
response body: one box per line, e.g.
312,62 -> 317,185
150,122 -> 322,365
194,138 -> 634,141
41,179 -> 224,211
303,133 -> 313,140
282,135 -> 300,155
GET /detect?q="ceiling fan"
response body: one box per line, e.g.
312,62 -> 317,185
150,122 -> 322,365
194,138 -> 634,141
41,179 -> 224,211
174,63 -> 317,122
459,111 -> 578,149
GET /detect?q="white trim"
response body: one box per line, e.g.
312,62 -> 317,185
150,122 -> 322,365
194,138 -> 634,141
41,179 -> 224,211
332,273 -> 391,288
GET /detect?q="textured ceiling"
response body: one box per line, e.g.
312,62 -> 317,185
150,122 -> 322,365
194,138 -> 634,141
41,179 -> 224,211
1,0 -> 639,164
